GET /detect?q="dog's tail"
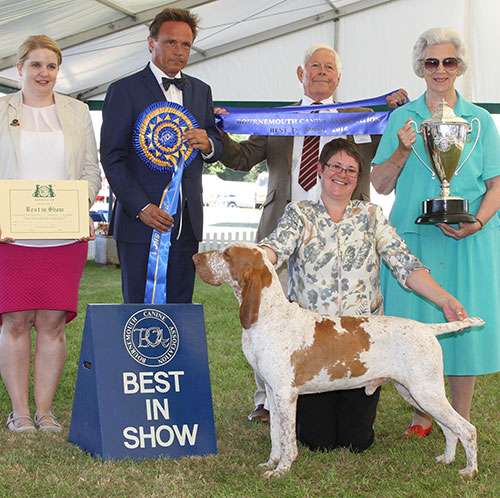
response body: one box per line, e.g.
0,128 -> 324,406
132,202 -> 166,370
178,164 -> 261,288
430,317 -> 485,336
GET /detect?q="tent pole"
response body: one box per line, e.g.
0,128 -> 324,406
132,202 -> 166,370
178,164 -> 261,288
333,18 -> 340,102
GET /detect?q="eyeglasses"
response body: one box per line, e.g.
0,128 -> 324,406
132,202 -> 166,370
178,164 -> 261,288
422,57 -> 459,72
323,162 -> 359,177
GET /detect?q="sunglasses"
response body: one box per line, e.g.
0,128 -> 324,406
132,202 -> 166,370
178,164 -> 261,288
323,162 -> 359,178
422,57 -> 459,72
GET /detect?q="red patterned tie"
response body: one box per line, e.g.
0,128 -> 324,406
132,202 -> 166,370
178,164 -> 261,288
298,102 -> 321,191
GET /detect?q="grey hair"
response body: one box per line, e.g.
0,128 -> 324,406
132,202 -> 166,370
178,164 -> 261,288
412,27 -> 467,77
302,44 -> 342,75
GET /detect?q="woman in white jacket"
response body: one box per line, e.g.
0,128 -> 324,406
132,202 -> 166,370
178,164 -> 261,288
0,35 -> 101,432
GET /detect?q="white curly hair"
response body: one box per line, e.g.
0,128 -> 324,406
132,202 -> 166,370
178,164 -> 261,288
301,44 -> 342,75
412,27 -> 467,78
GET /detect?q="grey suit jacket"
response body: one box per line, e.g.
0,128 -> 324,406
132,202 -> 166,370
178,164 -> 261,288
220,106 -> 381,241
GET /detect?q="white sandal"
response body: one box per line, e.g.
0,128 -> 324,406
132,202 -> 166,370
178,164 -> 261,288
34,412 -> 63,433
6,412 -> 36,433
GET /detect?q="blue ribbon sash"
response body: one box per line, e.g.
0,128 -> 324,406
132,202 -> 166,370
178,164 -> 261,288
144,156 -> 185,304
132,102 -> 198,304
215,90 -> 400,136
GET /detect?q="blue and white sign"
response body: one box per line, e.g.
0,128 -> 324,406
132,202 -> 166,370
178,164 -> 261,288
68,304 -> 217,460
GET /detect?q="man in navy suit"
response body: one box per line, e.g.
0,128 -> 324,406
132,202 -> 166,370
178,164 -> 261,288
100,8 -> 223,303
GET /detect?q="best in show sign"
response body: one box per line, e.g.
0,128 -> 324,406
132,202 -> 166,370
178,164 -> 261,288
68,304 -> 217,460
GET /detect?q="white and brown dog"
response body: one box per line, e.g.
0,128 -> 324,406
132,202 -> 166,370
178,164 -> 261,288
193,242 -> 482,478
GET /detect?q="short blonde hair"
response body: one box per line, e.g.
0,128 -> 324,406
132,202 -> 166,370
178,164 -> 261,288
16,35 -> 62,67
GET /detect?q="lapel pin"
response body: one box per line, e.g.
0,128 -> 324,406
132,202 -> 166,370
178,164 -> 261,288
10,119 -> 20,126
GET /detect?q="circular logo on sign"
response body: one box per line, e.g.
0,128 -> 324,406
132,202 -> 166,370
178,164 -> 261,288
123,309 -> 180,367
133,101 -> 199,173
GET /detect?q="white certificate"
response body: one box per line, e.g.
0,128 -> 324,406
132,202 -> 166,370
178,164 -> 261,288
0,179 -> 89,239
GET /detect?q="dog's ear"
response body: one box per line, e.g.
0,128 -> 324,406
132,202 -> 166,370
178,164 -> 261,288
239,272 -> 263,329
222,246 -> 236,275
223,246 -> 267,329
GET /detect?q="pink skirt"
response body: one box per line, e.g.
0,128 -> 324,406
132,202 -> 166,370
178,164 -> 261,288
0,242 -> 88,325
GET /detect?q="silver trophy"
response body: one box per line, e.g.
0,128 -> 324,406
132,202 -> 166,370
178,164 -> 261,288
410,100 -> 480,224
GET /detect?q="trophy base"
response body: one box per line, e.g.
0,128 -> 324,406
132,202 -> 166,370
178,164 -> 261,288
415,197 -> 477,225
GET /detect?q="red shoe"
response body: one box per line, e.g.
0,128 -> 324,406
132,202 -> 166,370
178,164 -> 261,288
403,423 -> 433,439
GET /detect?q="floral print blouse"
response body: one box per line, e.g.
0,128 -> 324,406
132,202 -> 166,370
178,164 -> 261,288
260,199 -> 427,317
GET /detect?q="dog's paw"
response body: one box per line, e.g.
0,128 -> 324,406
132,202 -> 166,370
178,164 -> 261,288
262,468 -> 286,478
436,454 -> 455,465
459,467 -> 478,479
258,459 -> 276,469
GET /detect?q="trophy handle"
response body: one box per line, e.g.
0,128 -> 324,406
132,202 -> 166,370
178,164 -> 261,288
455,117 -> 481,175
408,120 -> 436,177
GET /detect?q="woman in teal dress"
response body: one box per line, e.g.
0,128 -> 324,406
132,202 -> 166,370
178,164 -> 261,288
371,27 -> 500,438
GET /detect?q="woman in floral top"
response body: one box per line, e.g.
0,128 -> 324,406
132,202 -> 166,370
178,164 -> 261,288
260,138 -> 467,453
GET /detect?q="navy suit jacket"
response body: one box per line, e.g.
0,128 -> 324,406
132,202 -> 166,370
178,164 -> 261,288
100,64 -> 223,243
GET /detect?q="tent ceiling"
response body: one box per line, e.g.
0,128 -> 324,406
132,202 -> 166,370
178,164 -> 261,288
1,0 -> 499,105
0,0 -> 393,100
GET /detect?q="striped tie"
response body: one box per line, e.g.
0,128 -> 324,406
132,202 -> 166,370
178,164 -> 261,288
298,102 -> 321,191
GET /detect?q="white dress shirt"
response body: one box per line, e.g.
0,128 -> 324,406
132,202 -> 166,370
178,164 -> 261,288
149,61 -> 214,160
290,95 -> 348,203
149,61 -> 183,105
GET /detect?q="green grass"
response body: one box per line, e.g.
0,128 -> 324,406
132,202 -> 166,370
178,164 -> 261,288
1,260 -> 500,497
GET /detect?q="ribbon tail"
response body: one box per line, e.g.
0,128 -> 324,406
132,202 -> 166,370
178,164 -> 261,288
144,155 -> 186,304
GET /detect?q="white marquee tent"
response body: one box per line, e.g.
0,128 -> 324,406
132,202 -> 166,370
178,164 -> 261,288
1,0 -> 499,110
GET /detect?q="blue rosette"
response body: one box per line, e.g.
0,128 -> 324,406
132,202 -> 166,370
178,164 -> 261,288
133,101 -> 199,172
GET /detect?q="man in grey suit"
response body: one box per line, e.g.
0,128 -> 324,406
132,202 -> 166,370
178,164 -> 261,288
218,43 -> 407,422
